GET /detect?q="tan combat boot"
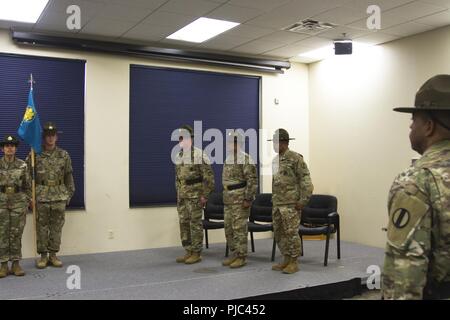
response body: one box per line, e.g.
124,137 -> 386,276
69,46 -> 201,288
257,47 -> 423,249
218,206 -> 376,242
0,262 -> 8,278
48,253 -> 63,268
36,254 -> 48,269
282,257 -> 299,274
272,255 -> 290,271
11,261 -> 25,276
222,254 -> 237,267
185,252 -> 202,264
176,251 -> 192,263
229,256 -> 246,268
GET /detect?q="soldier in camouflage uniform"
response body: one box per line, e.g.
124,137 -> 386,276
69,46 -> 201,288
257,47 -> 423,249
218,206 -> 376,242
0,136 -> 31,278
269,129 -> 313,274
174,125 -> 215,264
383,75 -> 450,300
27,122 -> 75,269
222,131 -> 257,268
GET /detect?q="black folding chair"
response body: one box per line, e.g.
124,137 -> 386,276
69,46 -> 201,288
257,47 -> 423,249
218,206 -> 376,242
202,192 -> 226,252
248,193 -> 276,261
299,195 -> 341,266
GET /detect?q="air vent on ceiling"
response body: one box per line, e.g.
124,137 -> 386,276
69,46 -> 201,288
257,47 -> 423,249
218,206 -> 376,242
283,19 -> 337,35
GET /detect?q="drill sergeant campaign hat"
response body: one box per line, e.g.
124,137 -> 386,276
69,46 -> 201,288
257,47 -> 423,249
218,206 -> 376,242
43,122 -> 58,136
267,128 -> 295,142
0,135 -> 19,147
394,75 -> 450,131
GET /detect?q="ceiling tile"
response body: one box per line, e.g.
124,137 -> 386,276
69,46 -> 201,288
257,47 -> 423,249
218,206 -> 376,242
104,0 -> 168,9
294,36 -> 332,49
353,31 -> 400,44
227,0 -> 291,12
80,18 -> 137,37
311,6 -> 369,25
224,24 -> 275,38
414,9 -> 450,26
206,4 -> 264,23
342,0 -> 417,12
158,0 -> 222,17
122,23 -> 176,41
198,34 -> 253,50
35,11 -> 83,33
97,3 -> 155,22
231,39 -> 285,54
419,0 -> 450,8
257,31 -> 310,45
40,0 -> 106,23
317,25 -> 370,40
263,42 -> 313,58
383,21 -> 436,36
141,11 -> 196,28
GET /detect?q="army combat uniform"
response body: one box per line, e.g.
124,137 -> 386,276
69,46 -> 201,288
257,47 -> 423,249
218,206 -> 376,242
175,135 -> 215,264
0,136 -> 31,278
270,129 -> 313,274
27,123 -> 75,268
222,146 -> 257,268
383,75 -> 450,299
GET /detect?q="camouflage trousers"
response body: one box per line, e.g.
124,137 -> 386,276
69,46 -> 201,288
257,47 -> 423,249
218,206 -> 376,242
224,204 -> 250,258
272,205 -> 302,258
37,201 -> 66,254
0,206 -> 27,262
177,198 -> 203,253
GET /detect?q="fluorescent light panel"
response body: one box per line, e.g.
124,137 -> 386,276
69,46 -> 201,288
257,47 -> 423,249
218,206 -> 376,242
167,17 -> 239,43
0,0 -> 49,23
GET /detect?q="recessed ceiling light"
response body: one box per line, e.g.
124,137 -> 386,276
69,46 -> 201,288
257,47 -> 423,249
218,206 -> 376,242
0,0 -> 49,23
167,17 -> 239,43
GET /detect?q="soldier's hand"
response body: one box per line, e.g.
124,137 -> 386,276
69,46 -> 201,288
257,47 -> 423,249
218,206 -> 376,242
242,200 -> 251,209
295,202 -> 303,211
29,200 -> 34,210
200,196 -> 208,207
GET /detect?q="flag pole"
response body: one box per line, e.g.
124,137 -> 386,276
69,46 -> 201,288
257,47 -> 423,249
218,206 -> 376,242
28,74 -> 38,257
31,148 -> 38,257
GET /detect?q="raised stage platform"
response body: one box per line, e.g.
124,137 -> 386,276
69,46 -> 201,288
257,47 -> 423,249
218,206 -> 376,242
0,239 -> 384,300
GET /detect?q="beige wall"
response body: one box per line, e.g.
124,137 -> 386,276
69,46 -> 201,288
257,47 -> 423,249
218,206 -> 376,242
308,26 -> 450,248
0,30 -> 310,258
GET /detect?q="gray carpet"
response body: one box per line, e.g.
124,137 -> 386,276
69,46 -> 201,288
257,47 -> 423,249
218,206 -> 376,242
0,239 -> 384,300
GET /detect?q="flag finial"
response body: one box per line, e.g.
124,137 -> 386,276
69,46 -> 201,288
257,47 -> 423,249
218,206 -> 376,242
28,74 -> 35,90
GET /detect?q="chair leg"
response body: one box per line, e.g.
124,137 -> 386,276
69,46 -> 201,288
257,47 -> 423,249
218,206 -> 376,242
337,221 -> 341,259
250,232 -> 255,253
225,242 -> 229,257
271,237 -> 276,262
324,227 -> 331,266
205,229 -> 209,249
300,235 -> 304,257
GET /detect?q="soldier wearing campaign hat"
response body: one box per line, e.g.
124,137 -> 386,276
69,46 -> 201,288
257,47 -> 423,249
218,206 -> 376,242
383,75 -> 450,299
0,135 -> 31,278
221,131 -> 257,268
174,124 -> 215,264
269,129 -> 313,274
27,122 -> 75,269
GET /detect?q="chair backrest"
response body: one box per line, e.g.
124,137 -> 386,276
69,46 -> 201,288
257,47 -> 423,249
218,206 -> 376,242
204,192 -> 224,220
302,194 -> 338,224
250,193 -> 273,222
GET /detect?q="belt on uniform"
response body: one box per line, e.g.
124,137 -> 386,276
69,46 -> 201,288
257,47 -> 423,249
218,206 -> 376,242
37,179 -> 63,187
0,185 -> 22,194
225,181 -> 247,191
424,282 -> 450,300
185,177 -> 203,185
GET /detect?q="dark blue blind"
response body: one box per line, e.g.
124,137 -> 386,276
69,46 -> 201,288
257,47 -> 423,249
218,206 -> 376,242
0,53 -> 85,209
130,65 -> 260,206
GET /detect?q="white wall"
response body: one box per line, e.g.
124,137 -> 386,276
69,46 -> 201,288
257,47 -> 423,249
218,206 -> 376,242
0,30 -> 310,258
309,26 -> 450,248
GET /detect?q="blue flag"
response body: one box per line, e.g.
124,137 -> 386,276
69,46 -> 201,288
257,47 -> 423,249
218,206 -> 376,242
18,88 -> 42,154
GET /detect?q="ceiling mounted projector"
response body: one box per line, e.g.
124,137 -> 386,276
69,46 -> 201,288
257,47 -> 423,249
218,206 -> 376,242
333,39 -> 353,55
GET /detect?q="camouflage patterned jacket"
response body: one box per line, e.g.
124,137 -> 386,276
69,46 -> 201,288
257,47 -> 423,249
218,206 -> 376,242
222,151 -> 257,205
0,157 -> 31,209
27,147 -> 75,203
272,149 -> 313,206
383,139 -> 450,299
175,146 -> 215,200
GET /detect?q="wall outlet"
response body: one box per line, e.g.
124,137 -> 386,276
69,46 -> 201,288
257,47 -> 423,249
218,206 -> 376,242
108,230 -> 114,239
